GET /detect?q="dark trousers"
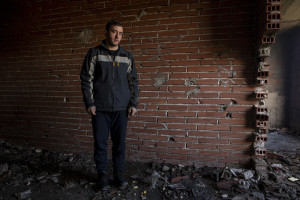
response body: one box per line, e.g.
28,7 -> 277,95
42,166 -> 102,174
92,110 -> 128,172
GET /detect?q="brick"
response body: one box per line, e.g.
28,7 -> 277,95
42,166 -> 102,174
158,154 -> 187,161
191,93 -> 219,98
159,17 -> 189,25
131,128 -> 157,135
167,148 -> 197,155
188,155 -> 218,163
220,92 -> 252,99
159,92 -> 187,98
173,136 -> 197,143
170,175 -> 189,183
139,134 -> 167,141
161,54 -> 187,61
232,86 -> 256,92
139,92 -> 159,97
230,138 -> 253,146
188,52 -> 214,59
156,141 -> 185,148
168,124 -> 197,130
187,118 -> 217,124
187,143 -> 218,150
231,126 -> 255,132
158,67 -> 186,73
139,146 -> 166,153
170,10 -> 198,17
167,98 -> 199,104
145,123 -> 165,129
198,151 -> 229,157
158,117 -> 185,123
168,23 -> 199,30
138,110 -> 166,116
200,86 -> 231,92
199,137 -> 229,144
187,66 -> 218,72
217,180 -> 239,190
159,30 -> 188,37
164,80 -> 186,85
158,130 -> 187,136
197,125 -> 230,131
159,105 -> 188,111
139,98 -> 166,104
219,132 -> 251,139
219,144 -> 251,151
170,47 -> 198,54
254,147 -> 267,156
225,106 -> 253,112
197,112 -> 227,118
170,60 -> 200,66
219,119 -> 246,125
140,13 -> 169,20
199,99 -> 232,105
168,111 -> 197,117
188,105 -> 219,111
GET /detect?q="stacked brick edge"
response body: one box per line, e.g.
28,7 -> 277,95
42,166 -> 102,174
253,0 -> 281,156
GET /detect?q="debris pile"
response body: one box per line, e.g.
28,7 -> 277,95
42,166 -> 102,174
253,151 -> 300,200
214,150 -> 300,200
0,140 -> 299,200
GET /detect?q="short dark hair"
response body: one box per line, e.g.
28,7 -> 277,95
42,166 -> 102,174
106,20 -> 122,32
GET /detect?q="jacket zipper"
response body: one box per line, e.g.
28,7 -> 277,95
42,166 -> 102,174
112,54 -> 117,112
110,49 -> 119,112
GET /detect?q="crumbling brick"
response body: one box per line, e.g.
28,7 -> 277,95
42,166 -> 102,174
258,47 -> 271,57
256,90 -> 268,99
262,36 -> 276,45
267,13 -> 281,21
170,175 -> 189,184
266,4 -> 281,13
254,147 -> 267,156
254,133 -> 268,142
257,70 -> 269,77
257,78 -> 268,85
216,180 -> 239,190
256,121 -> 267,128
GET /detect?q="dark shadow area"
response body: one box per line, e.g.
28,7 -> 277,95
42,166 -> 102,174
280,26 -> 300,130
271,26 -> 300,130
265,129 -> 300,152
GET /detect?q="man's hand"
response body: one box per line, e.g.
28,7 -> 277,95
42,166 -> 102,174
87,106 -> 96,116
128,107 -> 137,116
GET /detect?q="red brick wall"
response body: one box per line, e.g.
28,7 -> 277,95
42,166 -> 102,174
0,0 -> 255,167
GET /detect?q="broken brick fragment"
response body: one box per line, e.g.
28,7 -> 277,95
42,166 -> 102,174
216,180 -> 239,190
170,175 -> 189,183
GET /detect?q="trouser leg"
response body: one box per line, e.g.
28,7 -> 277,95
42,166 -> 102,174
92,112 -> 110,172
110,110 -> 128,172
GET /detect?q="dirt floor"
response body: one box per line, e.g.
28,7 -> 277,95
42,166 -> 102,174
0,130 -> 300,200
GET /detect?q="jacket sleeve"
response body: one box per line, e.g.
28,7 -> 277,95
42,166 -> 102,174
128,53 -> 139,108
80,49 -> 96,109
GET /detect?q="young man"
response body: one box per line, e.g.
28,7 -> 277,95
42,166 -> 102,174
80,20 -> 138,191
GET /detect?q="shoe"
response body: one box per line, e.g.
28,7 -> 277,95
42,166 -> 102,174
114,171 -> 128,188
97,171 -> 109,191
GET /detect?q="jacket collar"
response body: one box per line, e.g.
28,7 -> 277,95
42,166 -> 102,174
101,39 -> 120,51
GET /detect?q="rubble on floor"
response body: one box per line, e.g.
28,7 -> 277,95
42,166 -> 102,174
0,140 -> 299,200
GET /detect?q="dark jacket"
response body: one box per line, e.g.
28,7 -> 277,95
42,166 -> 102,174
80,40 -> 138,112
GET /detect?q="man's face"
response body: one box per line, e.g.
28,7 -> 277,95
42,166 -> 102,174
106,25 -> 123,47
